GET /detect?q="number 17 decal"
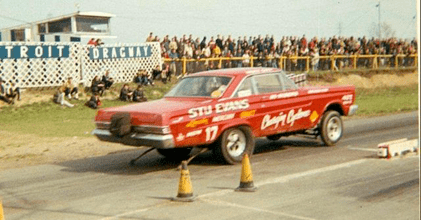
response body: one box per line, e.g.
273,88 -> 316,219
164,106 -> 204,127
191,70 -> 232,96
205,126 -> 218,142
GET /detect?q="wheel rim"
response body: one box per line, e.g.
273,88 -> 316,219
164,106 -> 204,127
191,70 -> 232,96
327,116 -> 342,142
226,129 -> 247,158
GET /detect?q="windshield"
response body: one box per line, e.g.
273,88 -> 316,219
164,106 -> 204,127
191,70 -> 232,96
165,76 -> 232,97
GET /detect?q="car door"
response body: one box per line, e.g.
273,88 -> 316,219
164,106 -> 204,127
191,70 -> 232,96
251,72 -> 312,137
277,72 -> 314,132
231,76 -> 262,135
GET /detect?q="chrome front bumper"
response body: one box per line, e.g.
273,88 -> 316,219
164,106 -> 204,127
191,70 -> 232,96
92,129 -> 175,149
348,105 -> 358,116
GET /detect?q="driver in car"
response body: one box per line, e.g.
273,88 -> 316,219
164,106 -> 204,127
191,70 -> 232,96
211,85 -> 227,98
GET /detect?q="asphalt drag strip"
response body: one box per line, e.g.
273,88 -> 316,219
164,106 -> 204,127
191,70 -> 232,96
100,156 -> 419,220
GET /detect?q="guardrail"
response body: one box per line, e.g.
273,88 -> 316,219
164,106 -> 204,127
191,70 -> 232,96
163,54 -> 418,75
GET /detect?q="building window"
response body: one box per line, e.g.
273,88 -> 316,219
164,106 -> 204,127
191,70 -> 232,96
55,35 -> 60,42
40,34 -> 45,42
70,37 -> 81,42
48,18 -> 71,33
38,24 -> 47,34
11,29 -> 25,41
76,16 -> 109,33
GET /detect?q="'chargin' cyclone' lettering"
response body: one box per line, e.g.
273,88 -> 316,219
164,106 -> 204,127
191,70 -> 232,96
261,108 -> 311,130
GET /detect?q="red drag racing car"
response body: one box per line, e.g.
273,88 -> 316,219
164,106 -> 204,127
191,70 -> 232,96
93,68 -> 357,164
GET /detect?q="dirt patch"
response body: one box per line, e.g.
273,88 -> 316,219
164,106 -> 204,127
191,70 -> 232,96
0,130 -> 134,171
308,71 -> 418,88
334,72 -> 418,88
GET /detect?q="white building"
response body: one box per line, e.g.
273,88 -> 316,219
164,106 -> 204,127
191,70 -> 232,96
0,11 -> 116,43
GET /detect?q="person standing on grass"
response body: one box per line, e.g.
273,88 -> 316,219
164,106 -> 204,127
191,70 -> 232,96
242,50 -> 250,67
161,63 -> 170,83
311,48 -> 320,71
169,49 -> 178,77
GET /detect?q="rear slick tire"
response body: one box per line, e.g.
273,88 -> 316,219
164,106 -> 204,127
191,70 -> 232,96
319,111 -> 343,146
214,126 -> 254,165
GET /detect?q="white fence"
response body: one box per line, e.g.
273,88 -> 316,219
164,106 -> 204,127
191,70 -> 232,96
0,42 -> 162,88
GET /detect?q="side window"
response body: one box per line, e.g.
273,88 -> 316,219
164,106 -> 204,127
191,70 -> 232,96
254,74 -> 283,94
234,77 -> 254,97
280,74 -> 298,91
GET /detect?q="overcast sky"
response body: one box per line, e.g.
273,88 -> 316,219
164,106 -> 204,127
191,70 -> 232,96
0,0 -> 418,44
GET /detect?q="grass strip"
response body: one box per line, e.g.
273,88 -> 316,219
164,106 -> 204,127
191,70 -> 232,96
0,83 -> 418,138
355,84 -> 418,115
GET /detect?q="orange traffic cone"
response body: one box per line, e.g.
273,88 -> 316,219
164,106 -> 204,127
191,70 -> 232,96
0,200 -> 4,220
235,154 -> 257,192
173,161 -> 196,202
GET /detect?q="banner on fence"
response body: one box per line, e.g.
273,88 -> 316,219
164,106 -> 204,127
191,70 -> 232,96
89,45 -> 152,60
0,42 -> 162,88
0,45 -> 70,59
0,42 -> 80,88
81,42 -> 161,86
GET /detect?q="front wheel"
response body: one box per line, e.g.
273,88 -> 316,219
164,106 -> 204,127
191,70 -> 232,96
213,126 -> 255,164
319,111 -> 343,146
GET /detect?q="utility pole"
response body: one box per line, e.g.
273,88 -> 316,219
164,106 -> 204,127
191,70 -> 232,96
317,0 -> 320,37
338,22 -> 342,36
75,3 -> 80,13
377,1 -> 381,39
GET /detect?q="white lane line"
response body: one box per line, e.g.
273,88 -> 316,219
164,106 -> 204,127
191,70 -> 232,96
199,189 -> 232,198
199,159 -> 368,198
201,198 -> 316,220
102,159 -> 368,219
347,147 -> 378,152
256,159 -> 368,187
100,208 -> 149,220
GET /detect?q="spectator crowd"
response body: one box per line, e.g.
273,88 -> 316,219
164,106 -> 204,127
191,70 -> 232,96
146,32 -> 418,73
1,33 -> 416,107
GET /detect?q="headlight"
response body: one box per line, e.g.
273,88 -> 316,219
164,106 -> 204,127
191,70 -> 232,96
133,125 -> 171,135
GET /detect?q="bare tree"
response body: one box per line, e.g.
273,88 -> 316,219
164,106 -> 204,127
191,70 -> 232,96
369,22 -> 396,38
